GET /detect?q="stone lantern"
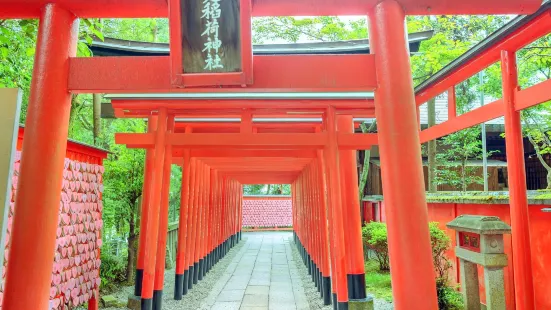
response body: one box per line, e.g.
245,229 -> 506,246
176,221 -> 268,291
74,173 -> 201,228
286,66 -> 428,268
447,215 -> 511,310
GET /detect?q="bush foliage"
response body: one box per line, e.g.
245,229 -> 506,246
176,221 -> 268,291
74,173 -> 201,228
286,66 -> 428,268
362,222 -> 390,271
99,251 -> 128,294
428,222 -> 464,310
362,221 -> 464,309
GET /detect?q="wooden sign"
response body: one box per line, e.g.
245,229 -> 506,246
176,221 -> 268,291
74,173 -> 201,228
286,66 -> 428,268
169,0 -> 252,86
459,232 -> 481,253
181,0 -> 242,73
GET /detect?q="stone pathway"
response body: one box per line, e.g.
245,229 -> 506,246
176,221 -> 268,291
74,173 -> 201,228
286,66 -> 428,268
200,232 -> 309,310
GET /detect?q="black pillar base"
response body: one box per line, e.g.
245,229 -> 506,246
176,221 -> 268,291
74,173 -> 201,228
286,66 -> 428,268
153,290 -> 163,310
347,274 -> 367,300
322,277 -> 332,305
183,270 -> 189,296
307,255 -> 312,275
174,274 -> 184,300
141,298 -> 153,310
338,301 -> 349,310
332,293 -> 338,310
202,257 -> 207,277
318,269 -> 323,293
193,262 -> 200,284
198,259 -> 204,281
188,265 -> 194,290
313,264 -> 318,287
135,269 -> 144,296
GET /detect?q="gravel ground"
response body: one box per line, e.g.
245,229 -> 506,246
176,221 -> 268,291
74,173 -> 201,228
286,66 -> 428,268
102,240 -> 246,310
289,241 -> 394,310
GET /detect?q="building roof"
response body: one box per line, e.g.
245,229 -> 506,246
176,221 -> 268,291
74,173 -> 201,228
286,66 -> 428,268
370,159 -> 508,167
17,126 -> 110,157
89,30 -> 434,56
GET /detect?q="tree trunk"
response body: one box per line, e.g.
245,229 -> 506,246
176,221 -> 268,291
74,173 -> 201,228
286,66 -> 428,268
126,201 -> 137,283
358,123 -> 376,203
427,98 -> 437,192
92,93 -> 102,145
265,184 -> 271,195
358,150 -> 371,202
526,133 -> 551,189
461,160 -> 467,192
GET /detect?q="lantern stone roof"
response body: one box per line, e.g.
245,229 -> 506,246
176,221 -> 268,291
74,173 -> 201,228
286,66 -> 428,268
446,215 -> 511,235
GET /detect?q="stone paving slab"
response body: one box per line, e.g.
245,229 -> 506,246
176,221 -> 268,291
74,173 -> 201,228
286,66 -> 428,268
200,232 -> 308,310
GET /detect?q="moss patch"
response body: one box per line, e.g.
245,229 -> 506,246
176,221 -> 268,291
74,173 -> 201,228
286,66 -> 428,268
364,260 -> 393,302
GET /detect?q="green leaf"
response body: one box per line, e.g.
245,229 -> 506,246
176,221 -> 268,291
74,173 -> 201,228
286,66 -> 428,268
25,47 -> 35,56
92,28 -> 104,41
85,35 -> 93,45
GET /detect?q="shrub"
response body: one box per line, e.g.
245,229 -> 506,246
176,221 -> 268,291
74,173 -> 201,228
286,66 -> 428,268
429,222 -> 453,279
100,251 -> 128,293
429,222 -> 464,310
362,221 -> 464,309
362,222 -> 390,271
436,278 -> 464,310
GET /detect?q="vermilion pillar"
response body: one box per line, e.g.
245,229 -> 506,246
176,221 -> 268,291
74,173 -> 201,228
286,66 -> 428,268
175,149 -> 190,299
501,50 -> 536,310
198,166 -> 210,279
207,169 -> 216,271
2,4 -> 78,310
186,158 -> 197,290
141,108 -> 168,310
337,115 -> 368,302
136,116 -> 157,296
315,152 -> 332,305
192,161 -> 204,284
368,1 -> 438,309
324,108 -> 348,308
153,116 -> 174,310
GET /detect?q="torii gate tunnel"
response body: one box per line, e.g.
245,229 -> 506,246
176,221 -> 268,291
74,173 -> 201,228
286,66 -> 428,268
1,0 -> 549,310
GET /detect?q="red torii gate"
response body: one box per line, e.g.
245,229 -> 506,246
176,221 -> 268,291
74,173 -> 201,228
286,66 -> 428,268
0,0 -> 544,310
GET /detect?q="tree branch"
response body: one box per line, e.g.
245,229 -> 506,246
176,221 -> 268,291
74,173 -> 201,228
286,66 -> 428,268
269,19 -> 329,42
527,133 -> 551,171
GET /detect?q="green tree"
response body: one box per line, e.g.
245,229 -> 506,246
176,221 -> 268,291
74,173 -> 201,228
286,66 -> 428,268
252,16 -> 367,43
435,127 -> 485,191
518,104 -> 551,189
101,118 -> 147,282
0,18 -> 103,124
102,18 -> 169,43
243,184 -> 291,195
